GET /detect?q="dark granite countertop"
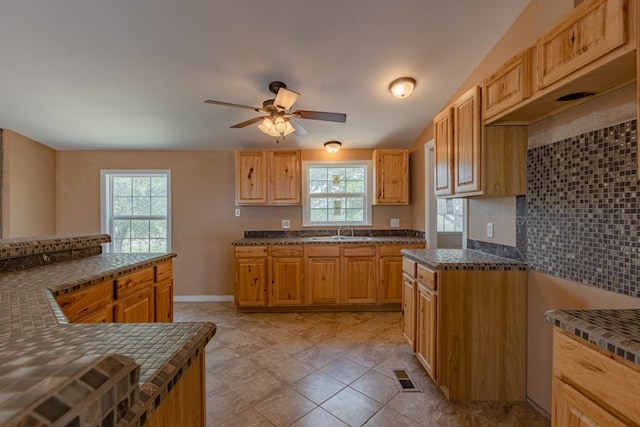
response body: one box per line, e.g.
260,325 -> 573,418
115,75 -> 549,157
400,248 -> 529,271
0,237 -> 216,426
545,309 -> 640,367
233,235 -> 426,246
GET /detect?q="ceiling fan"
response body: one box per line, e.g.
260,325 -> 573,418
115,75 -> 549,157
204,81 -> 347,138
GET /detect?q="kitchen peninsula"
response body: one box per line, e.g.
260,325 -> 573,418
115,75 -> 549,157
0,234 -> 215,427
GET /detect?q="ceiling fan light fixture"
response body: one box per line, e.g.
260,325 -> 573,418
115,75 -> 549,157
258,117 -> 274,133
389,77 -> 416,98
324,141 -> 342,153
274,116 -> 287,133
283,120 -> 296,136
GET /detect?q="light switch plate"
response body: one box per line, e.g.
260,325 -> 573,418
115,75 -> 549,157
487,222 -> 494,237
282,219 -> 291,229
235,208 -> 240,217
390,218 -> 400,228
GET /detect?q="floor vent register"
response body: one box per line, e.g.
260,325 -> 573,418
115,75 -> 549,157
392,368 -> 420,392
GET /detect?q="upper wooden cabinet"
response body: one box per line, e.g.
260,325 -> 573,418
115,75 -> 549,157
235,150 -> 301,205
434,108 -> 454,197
434,86 -> 527,198
235,151 -> 268,204
537,0 -> 627,90
373,149 -> 409,205
453,86 -> 482,195
269,151 -> 301,205
483,47 -> 535,119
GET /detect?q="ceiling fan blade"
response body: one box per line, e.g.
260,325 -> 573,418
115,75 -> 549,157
204,100 -> 263,112
274,87 -> 299,111
230,116 -> 266,128
292,110 -> 347,123
289,119 -> 308,136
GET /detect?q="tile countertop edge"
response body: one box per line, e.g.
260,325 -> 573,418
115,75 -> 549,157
232,237 -> 427,245
0,233 -> 111,260
545,309 -> 640,367
400,248 -> 529,271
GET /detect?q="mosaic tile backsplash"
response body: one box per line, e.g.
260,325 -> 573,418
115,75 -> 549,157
527,120 -> 639,298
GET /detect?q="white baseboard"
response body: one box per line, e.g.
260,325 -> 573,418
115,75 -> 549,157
174,295 -> 234,302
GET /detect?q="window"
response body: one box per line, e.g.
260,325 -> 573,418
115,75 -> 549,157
436,198 -> 464,232
101,170 -> 171,253
303,161 -> 372,226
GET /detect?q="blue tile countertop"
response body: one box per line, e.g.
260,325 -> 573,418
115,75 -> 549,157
400,248 -> 529,271
0,235 -> 216,427
545,309 -> 640,367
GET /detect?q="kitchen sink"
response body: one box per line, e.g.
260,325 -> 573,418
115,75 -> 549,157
310,236 -> 373,241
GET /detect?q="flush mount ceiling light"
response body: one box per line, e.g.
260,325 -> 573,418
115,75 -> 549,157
389,77 -> 416,99
324,141 -> 342,153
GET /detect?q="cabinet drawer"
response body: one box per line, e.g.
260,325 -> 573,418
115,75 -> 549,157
553,329 -> 640,423
155,261 -> 173,282
307,245 -> 340,257
402,258 -> 417,277
56,280 -> 113,323
416,264 -> 436,290
235,246 -> 268,258
115,268 -> 154,299
343,245 -> 377,257
270,245 -> 304,257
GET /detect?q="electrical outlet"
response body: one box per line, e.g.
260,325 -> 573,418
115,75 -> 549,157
390,218 -> 400,228
282,219 -> 291,229
487,222 -> 494,238
235,208 -> 240,217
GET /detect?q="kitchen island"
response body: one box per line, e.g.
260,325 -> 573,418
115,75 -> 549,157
0,234 -> 215,427
401,248 -> 528,401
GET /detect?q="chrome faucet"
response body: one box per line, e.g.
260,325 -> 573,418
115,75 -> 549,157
337,226 -> 354,237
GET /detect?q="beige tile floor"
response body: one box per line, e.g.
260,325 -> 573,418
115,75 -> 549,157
174,302 -> 550,427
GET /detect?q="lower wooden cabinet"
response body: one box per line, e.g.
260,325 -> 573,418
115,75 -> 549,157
342,245 -> 377,304
114,287 -> 155,323
551,328 -> 640,426
56,279 -> 113,323
401,272 -> 416,350
306,246 -> 341,305
155,279 -> 174,322
416,281 -> 437,381
234,242 -> 425,310
402,256 -> 527,402
270,246 -> 304,305
55,260 -> 174,324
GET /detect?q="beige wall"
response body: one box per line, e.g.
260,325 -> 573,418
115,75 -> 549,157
2,130 -> 56,237
55,149 -> 410,297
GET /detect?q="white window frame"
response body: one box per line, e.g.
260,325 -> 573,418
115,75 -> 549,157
100,169 -> 172,253
302,160 -> 372,227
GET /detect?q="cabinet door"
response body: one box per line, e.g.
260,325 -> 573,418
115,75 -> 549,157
552,379 -> 628,427
379,256 -> 403,303
537,0 -> 627,89
270,257 -> 304,305
453,86 -> 482,195
416,283 -> 437,381
483,47 -> 534,119
402,274 -> 416,351
235,257 -> 268,307
155,279 -> 173,322
373,149 -> 409,205
306,256 -> 341,305
235,151 -> 268,205
342,254 -> 377,304
114,287 -> 154,323
434,107 -> 454,196
269,151 -> 301,205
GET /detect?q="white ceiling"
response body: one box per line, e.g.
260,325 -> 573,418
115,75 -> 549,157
0,0 -> 529,151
